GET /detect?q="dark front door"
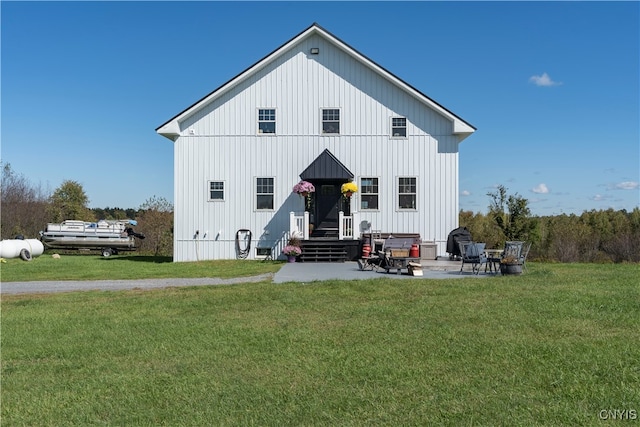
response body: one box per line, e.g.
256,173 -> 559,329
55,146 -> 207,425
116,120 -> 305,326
315,183 -> 343,230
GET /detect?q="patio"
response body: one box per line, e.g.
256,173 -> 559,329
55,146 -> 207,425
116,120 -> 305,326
272,258 -> 487,283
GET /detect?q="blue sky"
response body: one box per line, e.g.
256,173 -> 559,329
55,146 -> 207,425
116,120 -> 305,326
2,1 -> 638,216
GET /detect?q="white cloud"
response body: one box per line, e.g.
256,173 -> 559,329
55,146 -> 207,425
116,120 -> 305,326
592,194 -> 610,202
529,72 -> 562,87
461,190 -> 471,196
614,181 -> 639,190
531,183 -> 549,194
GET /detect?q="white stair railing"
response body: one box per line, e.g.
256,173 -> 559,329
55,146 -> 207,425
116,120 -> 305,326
289,211 -> 310,240
291,211 -> 359,240
338,211 -> 359,240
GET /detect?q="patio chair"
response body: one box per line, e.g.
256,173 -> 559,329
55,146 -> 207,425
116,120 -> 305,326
459,241 -> 488,275
371,230 -> 384,253
502,241 -> 524,262
358,252 -> 383,271
358,232 -> 386,271
520,242 -> 532,271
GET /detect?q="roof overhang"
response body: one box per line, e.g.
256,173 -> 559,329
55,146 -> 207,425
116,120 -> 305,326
156,121 -> 181,142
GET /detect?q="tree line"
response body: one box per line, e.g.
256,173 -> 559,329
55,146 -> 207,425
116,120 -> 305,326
2,164 -> 639,262
1,163 -> 173,257
460,185 -> 640,263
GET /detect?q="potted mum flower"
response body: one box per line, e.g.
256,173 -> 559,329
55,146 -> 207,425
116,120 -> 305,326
283,236 -> 302,262
292,180 -> 315,198
341,182 -> 358,197
283,244 -> 302,262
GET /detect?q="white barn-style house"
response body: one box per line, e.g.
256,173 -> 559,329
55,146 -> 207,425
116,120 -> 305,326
157,23 -> 475,262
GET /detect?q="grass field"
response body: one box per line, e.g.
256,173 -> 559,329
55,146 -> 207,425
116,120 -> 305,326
2,258 -> 639,426
0,255 -> 282,282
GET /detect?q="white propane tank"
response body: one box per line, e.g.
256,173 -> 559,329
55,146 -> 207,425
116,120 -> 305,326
0,239 -> 44,260
0,240 -> 23,258
24,239 -> 45,257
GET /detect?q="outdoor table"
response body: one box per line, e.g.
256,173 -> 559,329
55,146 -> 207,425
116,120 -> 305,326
484,249 -> 503,273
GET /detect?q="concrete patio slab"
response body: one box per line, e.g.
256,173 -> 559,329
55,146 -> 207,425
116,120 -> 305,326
273,261 -> 489,283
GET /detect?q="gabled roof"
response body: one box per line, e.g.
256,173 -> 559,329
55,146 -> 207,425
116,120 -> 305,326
300,149 -> 354,181
156,23 -> 476,141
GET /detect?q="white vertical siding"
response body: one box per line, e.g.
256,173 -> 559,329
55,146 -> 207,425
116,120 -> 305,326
173,34 -> 461,261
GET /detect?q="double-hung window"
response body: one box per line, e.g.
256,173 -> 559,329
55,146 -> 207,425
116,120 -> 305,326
322,109 -> 340,134
256,177 -> 274,210
258,109 -> 276,134
208,181 -> 224,201
391,117 -> 407,138
360,177 -> 379,210
398,177 -> 417,210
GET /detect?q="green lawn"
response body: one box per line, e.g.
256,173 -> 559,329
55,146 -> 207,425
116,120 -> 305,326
2,261 -> 639,426
0,254 -> 282,282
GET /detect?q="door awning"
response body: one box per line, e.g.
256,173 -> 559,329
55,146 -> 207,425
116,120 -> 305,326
300,149 -> 354,180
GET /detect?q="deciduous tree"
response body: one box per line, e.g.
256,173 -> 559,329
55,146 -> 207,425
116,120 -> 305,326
47,180 -> 94,222
0,162 -> 51,239
136,196 -> 173,257
487,185 -> 537,243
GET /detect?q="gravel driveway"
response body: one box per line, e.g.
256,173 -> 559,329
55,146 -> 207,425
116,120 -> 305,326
1,274 -> 274,295
2,261 -> 478,295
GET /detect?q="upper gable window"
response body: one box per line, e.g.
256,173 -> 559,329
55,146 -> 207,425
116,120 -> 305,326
258,109 -> 276,134
391,117 -> 407,138
322,109 -> 340,134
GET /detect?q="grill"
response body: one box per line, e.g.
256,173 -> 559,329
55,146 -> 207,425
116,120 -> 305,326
446,226 -> 472,258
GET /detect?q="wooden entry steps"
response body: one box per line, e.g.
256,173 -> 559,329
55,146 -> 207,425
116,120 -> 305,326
310,227 -> 339,239
299,239 -> 360,262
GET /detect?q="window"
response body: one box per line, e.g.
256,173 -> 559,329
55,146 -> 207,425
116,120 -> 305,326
391,117 -> 407,137
398,177 -> 417,209
208,181 -> 224,201
256,177 -> 274,210
258,109 -> 276,134
360,177 -> 379,210
256,247 -> 272,259
322,109 -> 340,134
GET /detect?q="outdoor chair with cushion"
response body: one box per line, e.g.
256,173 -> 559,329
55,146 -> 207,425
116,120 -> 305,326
459,241 -> 488,275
